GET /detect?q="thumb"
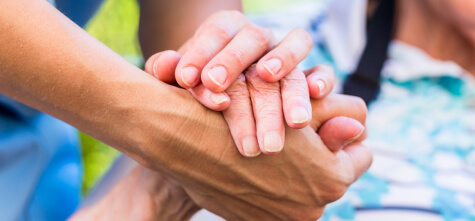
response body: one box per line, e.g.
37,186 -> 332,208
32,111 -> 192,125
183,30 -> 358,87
318,117 -> 367,152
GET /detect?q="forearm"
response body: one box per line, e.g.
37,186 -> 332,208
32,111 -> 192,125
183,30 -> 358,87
138,0 -> 242,58
0,0 -> 213,164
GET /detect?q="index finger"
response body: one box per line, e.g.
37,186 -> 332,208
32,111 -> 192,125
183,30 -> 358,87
175,11 -> 249,88
256,28 -> 313,83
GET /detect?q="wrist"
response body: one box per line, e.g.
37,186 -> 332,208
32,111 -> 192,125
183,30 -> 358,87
69,166 -> 200,221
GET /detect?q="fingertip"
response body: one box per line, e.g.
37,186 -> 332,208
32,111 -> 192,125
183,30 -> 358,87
241,136 -> 261,157
286,106 -> 310,129
256,62 -> 281,83
144,52 -> 163,77
318,117 -> 365,152
145,50 -> 181,84
176,65 -> 200,88
209,92 -> 231,111
188,85 -> 230,111
262,58 -> 282,76
260,131 -> 284,155
305,65 -> 336,99
200,68 -> 228,93
307,76 -> 328,99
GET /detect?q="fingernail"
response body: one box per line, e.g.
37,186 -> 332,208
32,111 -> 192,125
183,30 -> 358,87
210,93 -> 229,105
181,67 -> 199,87
291,107 -> 309,124
344,125 -> 365,147
208,66 -> 227,87
152,58 -> 159,78
264,131 -> 283,153
242,136 -> 261,157
263,58 -> 282,76
315,79 -> 326,95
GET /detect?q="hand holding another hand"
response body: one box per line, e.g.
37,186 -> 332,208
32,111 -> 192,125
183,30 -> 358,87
144,10 -> 353,156
73,94 -> 371,221
74,10 -> 372,221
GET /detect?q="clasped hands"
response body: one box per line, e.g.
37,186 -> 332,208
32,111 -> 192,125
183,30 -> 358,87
72,11 -> 372,221
145,11 -> 367,156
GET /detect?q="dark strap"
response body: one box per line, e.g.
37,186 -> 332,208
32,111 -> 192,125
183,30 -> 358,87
343,0 -> 395,104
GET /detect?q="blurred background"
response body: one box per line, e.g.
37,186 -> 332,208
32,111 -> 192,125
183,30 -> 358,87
80,0 -> 314,195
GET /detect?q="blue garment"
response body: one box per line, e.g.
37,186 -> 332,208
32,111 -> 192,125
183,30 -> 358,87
55,0 -> 104,28
0,1 -> 103,220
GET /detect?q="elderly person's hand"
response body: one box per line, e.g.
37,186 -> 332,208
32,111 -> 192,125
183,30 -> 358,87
145,40 -> 369,219
71,58 -> 369,220
145,11 -> 338,156
69,93 -> 370,221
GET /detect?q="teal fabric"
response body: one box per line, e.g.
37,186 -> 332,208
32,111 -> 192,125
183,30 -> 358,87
253,3 -> 475,219
314,42 -> 475,221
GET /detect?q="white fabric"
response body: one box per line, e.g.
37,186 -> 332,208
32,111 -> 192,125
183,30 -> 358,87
383,41 -> 473,82
320,0 -> 367,73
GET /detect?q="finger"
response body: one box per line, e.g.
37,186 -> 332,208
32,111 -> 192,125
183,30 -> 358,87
223,74 -> 260,157
189,84 -> 231,111
281,68 -> 311,129
341,143 -> 373,182
175,11 -> 249,88
318,117 -> 367,152
309,94 -> 367,131
304,65 -> 336,99
201,24 -> 275,93
246,66 -> 285,154
144,51 -> 231,111
177,38 -> 194,56
144,50 -> 181,84
256,28 -> 313,82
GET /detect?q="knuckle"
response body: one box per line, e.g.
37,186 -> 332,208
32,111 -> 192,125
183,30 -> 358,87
216,10 -> 246,21
313,64 -> 336,80
318,64 -> 333,72
231,111 -> 254,125
204,23 -> 234,41
321,183 -> 348,203
189,45 -> 213,61
262,27 -> 273,36
244,24 -> 271,47
253,94 -> 282,116
288,51 -> 300,65
222,48 -> 245,67
293,28 -> 313,47
226,75 -> 249,97
282,79 -> 308,98
246,68 -> 280,91
249,81 -> 280,96
244,65 -> 259,78
282,70 -> 306,85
